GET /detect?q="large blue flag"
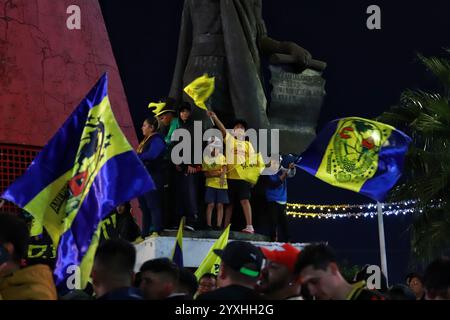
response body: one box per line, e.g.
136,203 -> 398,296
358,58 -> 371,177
296,117 -> 411,202
1,73 -> 154,290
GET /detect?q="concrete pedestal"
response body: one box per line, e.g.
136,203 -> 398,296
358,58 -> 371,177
135,231 -> 308,271
269,66 -> 326,155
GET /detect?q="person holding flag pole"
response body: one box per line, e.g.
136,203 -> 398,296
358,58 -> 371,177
206,110 -> 260,234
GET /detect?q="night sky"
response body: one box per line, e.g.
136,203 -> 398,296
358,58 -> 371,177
99,0 -> 450,283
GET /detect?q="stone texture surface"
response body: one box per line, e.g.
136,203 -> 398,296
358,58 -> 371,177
269,66 -> 326,154
0,0 -> 136,147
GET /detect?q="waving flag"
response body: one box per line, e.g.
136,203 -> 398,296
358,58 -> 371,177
171,217 -> 185,267
183,74 -> 215,110
234,151 -> 266,185
296,117 -> 411,202
1,73 -> 154,290
194,224 -> 230,281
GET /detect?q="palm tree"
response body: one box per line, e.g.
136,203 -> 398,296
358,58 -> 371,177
377,50 -> 450,265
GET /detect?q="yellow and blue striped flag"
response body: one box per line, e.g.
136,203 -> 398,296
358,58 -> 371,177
296,117 -> 411,202
171,217 -> 185,267
1,73 -> 155,291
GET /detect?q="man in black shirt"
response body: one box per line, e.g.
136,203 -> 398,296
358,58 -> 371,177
196,241 -> 264,300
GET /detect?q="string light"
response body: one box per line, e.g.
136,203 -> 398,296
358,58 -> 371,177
285,199 -> 443,220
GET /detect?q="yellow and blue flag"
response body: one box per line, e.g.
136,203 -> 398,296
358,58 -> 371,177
194,224 -> 230,281
171,217 -> 185,267
296,117 -> 411,202
1,73 -> 155,290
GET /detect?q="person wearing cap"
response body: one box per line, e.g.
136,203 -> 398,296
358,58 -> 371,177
148,97 -> 178,145
202,136 -> 229,230
259,157 -> 296,242
258,243 -> 303,300
196,241 -> 264,300
149,97 -> 178,230
206,111 -> 257,234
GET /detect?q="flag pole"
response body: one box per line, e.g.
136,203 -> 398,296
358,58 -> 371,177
205,99 -> 215,126
376,201 -> 389,286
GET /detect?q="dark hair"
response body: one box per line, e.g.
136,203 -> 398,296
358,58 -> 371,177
178,268 -> 198,298
232,119 -> 248,131
94,239 -> 136,276
0,213 -> 29,262
140,258 -> 179,283
294,244 -> 337,274
144,116 -> 159,131
199,273 -> 217,281
388,284 -> 416,300
133,271 -> 142,288
405,272 -> 423,285
423,257 -> 450,298
178,101 -> 192,113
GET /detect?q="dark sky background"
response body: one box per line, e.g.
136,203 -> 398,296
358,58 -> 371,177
99,0 -> 450,284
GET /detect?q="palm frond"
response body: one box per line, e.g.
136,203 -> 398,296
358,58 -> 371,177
412,113 -> 450,135
410,207 -> 450,264
418,54 -> 450,89
379,52 -> 450,263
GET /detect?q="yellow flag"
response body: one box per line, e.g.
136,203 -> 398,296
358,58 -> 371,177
194,224 -> 230,280
183,74 -> 215,110
235,152 -> 266,185
30,216 -> 44,237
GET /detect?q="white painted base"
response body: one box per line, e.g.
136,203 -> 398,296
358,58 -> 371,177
134,236 -> 308,271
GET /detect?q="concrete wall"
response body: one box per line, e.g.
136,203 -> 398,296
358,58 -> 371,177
0,0 -> 136,147
135,236 -> 308,271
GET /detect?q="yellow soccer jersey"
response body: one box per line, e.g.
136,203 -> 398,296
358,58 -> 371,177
203,153 -> 228,189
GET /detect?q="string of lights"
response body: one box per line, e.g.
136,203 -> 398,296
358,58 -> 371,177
286,199 -> 443,219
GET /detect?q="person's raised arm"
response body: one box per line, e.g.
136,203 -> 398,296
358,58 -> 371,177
207,111 -> 227,138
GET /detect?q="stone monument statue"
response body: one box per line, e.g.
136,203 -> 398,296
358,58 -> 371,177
169,0 -> 326,153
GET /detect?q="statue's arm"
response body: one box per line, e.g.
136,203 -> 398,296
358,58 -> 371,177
255,0 -> 326,72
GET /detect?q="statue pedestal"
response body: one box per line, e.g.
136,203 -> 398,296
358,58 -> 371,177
269,66 -> 326,154
134,231 -> 308,271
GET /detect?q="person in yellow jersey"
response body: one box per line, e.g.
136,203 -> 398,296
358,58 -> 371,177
202,136 -> 229,230
207,111 -> 256,234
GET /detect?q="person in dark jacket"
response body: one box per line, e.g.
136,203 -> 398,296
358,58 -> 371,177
136,116 -> 166,237
171,102 -> 200,231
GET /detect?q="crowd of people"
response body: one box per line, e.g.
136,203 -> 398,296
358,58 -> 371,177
1,213 -> 450,300
137,98 -> 297,241
1,99 -> 449,301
